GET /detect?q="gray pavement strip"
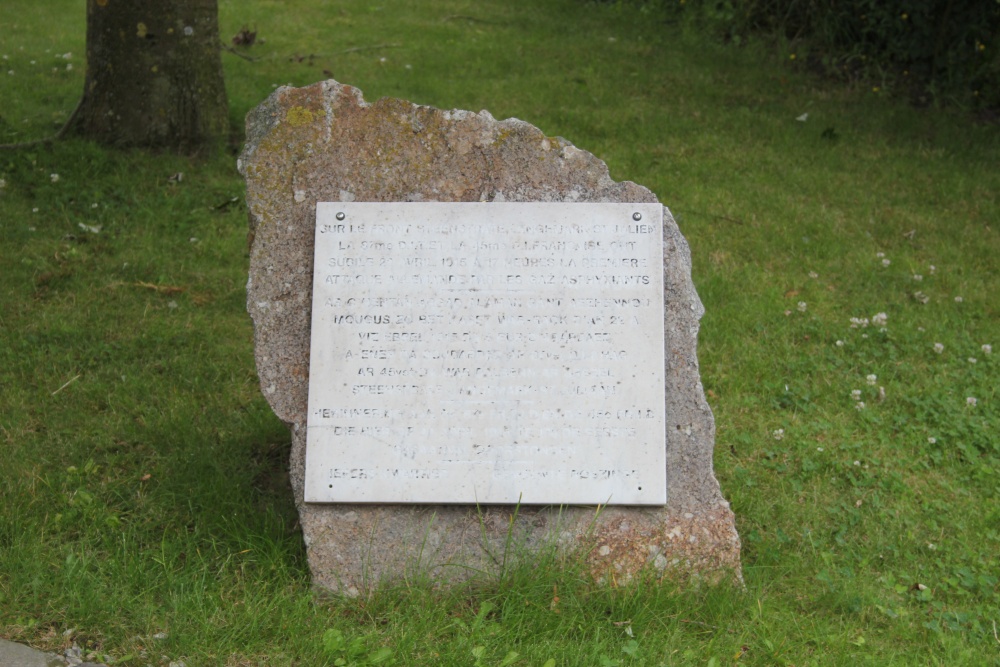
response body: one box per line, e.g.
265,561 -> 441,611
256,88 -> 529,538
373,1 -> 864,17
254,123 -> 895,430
0,638 -> 107,667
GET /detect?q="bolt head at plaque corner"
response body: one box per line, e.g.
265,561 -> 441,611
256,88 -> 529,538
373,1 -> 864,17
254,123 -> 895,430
632,212 -> 642,221
336,212 -> 346,221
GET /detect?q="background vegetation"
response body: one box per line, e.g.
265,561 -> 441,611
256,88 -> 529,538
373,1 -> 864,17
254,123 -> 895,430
1,0 -> 998,665
646,0 -> 1000,110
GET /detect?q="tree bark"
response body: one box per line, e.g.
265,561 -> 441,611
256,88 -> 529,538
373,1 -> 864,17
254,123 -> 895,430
74,0 -> 229,151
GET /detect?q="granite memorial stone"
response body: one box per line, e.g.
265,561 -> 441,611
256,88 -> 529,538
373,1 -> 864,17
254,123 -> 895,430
239,79 -> 741,594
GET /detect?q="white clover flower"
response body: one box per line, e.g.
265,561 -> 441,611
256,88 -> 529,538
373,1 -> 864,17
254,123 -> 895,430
784,310 -> 792,316
855,401 -> 865,410
817,447 -> 824,452
49,173 -> 59,183
850,317 -> 870,328
917,327 -> 925,332
966,397 -> 978,407
853,460 -> 861,466
797,301 -> 807,313
876,252 -> 885,258
808,271 -> 818,279
983,344 -> 992,355
882,258 -> 891,267
62,52 -> 72,59
861,333 -> 869,339
913,274 -> 923,281
772,428 -> 784,440
929,265 -> 936,274
65,63 -> 72,71
866,374 -> 877,386
0,178 -> 6,189
32,207 -> 39,213
835,340 -> 845,347
968,358 -> 977,364
851,390 -> 862,401
934,343 -> 944,354
91,202 -> 98,209
954,296 -> 963,303
928,437 -> 936,444
872,312 -> 888,326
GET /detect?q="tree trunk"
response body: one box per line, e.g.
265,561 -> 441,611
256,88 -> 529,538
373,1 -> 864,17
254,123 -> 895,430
74,0 -> 229,151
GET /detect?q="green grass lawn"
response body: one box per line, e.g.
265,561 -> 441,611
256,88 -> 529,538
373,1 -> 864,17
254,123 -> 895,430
1,1 -> 998,665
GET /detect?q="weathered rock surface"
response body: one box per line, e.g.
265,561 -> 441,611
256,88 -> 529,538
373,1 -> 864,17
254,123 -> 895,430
239,80 -> 740,594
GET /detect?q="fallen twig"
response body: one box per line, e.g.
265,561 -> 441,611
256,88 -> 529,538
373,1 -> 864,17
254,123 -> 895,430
135,281 -> 186,295
0,96 -> 84,151
680,618 -> 720,630
52,374 -> 81,396
442,14 -> 505,25
220,41 -> 261,62
337,43 -> 402,54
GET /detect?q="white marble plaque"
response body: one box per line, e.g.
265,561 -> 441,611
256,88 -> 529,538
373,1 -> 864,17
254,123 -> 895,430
304,203 -> 666,505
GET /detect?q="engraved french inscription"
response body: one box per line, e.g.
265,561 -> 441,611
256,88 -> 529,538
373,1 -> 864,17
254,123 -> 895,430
305,203 -> 666,504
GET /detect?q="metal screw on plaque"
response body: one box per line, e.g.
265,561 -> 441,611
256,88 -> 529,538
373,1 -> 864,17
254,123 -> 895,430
632,212 -> 642,221
336,212 -> 346,221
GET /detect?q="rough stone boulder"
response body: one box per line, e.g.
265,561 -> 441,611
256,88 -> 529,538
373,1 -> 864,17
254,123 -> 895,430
239,79 -> 740,594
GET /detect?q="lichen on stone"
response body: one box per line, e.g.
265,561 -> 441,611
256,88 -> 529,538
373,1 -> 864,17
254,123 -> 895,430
285,105 -> 321,127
